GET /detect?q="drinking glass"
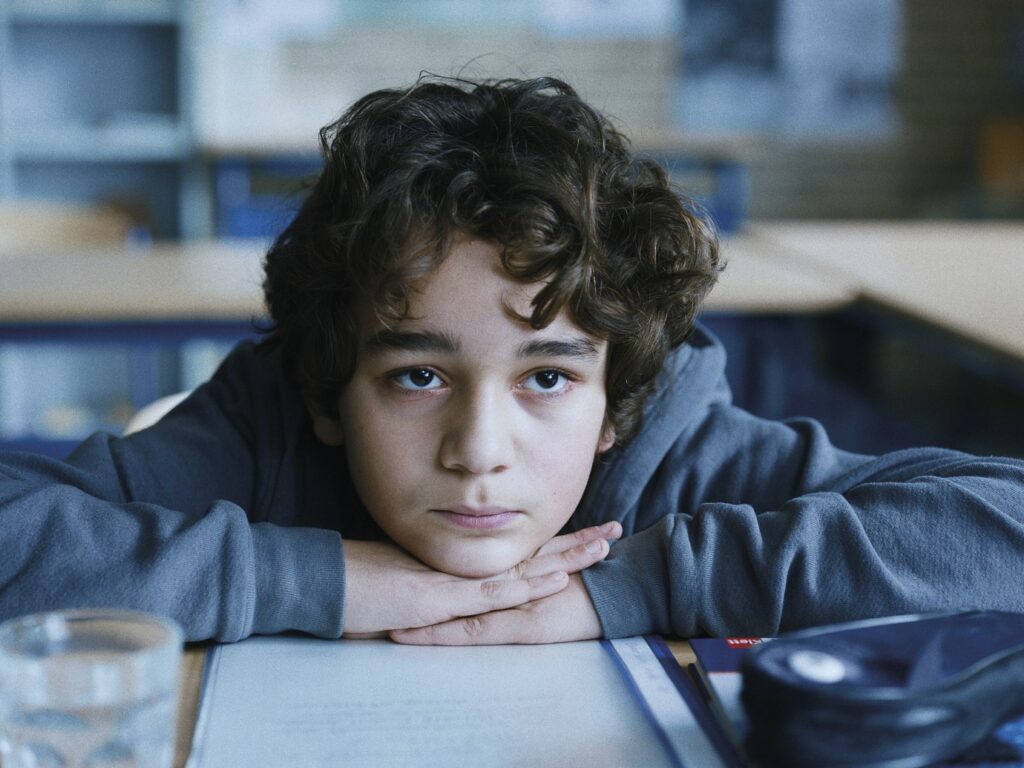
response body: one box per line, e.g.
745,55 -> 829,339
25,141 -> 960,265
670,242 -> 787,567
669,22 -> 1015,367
0,609 -> 183,768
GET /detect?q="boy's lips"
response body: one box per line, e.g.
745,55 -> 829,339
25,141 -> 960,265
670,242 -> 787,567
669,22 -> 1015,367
432,505 -> 523,530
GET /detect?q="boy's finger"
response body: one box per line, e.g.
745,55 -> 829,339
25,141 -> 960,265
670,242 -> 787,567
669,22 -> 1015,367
453,571 -> 567,619
532,521 -> 621,558
513,538 -> 608,580
391,610 -> 525,646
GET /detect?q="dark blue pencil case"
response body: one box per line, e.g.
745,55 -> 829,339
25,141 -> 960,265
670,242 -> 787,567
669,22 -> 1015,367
740,610 -> 1024,768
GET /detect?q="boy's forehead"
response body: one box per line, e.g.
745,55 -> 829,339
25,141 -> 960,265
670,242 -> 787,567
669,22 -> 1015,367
359,248 -> 530,326
354,233 -> 607,354
354,278 -> 541,338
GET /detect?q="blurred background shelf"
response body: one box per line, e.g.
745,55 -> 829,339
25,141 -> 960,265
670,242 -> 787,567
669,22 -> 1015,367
7,0 -> 179,25
0,0 -> 205,238
9,123 -> 190,161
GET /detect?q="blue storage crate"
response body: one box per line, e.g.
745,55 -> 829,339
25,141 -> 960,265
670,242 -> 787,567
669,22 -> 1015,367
215,157 -> 323,238
215,153 -> 748,237
646,153 -> 750,235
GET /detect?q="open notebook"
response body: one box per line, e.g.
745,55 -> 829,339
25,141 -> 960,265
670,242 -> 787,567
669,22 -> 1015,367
187,636 -> 743,768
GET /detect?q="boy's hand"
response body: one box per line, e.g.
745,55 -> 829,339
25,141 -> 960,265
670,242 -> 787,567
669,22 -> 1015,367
387,573 -> 600,645
342,522 -> 620,636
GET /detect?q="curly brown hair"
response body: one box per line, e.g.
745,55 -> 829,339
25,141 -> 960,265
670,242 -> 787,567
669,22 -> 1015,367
262,76 -> 721,445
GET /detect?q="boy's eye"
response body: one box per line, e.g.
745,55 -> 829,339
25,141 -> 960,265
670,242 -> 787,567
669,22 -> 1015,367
523,370 -> 570,394
392,368 -> 444,391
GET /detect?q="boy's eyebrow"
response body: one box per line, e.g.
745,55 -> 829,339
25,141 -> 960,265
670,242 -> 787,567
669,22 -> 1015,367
363,329 -> 460,355
517,336 -> 602,361
362,330 -> 602,361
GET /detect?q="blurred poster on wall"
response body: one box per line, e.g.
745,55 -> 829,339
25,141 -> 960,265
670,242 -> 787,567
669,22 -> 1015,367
208,0 -> 340,44
343,0 -> 533,27
536,0 -> 682,38
679,0 -> 901,138
193,0 -> 680,152
196,0 -> 348,150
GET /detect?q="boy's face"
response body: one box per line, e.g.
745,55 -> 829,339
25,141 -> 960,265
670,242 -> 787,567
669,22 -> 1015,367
311,235 -> 615,578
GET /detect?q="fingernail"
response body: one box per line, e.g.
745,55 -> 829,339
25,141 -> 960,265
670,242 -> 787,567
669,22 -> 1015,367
585,540 -> 604,554
601,522 -> 619,533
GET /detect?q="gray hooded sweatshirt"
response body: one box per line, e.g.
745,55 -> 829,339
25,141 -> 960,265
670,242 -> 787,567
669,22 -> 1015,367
1,326 -> 1023,641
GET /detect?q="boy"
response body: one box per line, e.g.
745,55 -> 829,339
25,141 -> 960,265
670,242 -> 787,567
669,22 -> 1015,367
2,77 -> 1023,645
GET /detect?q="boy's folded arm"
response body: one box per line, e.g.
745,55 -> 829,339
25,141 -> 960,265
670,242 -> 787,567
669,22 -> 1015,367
581,452 -> 1024,639
576,335 -> 1024,639
0,342 -> 348,643
0,471 -> 345,642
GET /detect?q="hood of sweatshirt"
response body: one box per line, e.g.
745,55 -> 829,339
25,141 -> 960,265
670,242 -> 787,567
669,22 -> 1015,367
572,322 -> 732,531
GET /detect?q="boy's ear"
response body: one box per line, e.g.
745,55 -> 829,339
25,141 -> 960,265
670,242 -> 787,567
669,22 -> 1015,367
597,422 -> 616,454
305,396 -> 345,446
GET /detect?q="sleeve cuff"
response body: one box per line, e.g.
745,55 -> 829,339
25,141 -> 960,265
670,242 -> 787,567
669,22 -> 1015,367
581,518 -> 681,638
250,524 -> 345,637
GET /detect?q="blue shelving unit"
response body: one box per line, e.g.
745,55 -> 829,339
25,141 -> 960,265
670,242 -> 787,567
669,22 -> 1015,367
0,0 -> 205,237
0,320 -> 260,459
0,0 -> 224,458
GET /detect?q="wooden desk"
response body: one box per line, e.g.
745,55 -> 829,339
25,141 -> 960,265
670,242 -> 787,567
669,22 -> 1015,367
0,234 -> 849,323
754,222 -> 1024,364
5,225 -> 1016,347
708,232 -> 854,314
175,648 -> 207,768
0,240 -> 266,323
171,640 -> 698,768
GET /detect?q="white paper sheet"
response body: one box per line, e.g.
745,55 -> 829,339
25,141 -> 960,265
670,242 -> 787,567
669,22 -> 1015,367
187,636 -> 723,768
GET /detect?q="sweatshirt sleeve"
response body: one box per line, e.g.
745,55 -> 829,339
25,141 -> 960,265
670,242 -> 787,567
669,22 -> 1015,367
0,344 -> 345,643
581,402 -> 1024,638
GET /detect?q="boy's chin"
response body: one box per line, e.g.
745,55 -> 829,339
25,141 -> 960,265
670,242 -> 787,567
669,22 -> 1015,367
415,539 -> 529,579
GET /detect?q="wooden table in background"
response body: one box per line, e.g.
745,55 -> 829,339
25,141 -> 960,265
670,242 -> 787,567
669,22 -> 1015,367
0,240 -> 266,324
0,233 -> 851,325
4,224 -> 1018,359
753,221 -> 1024,365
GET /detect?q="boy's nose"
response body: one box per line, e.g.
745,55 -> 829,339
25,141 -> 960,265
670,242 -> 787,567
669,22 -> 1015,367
438,389 -> 513,475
